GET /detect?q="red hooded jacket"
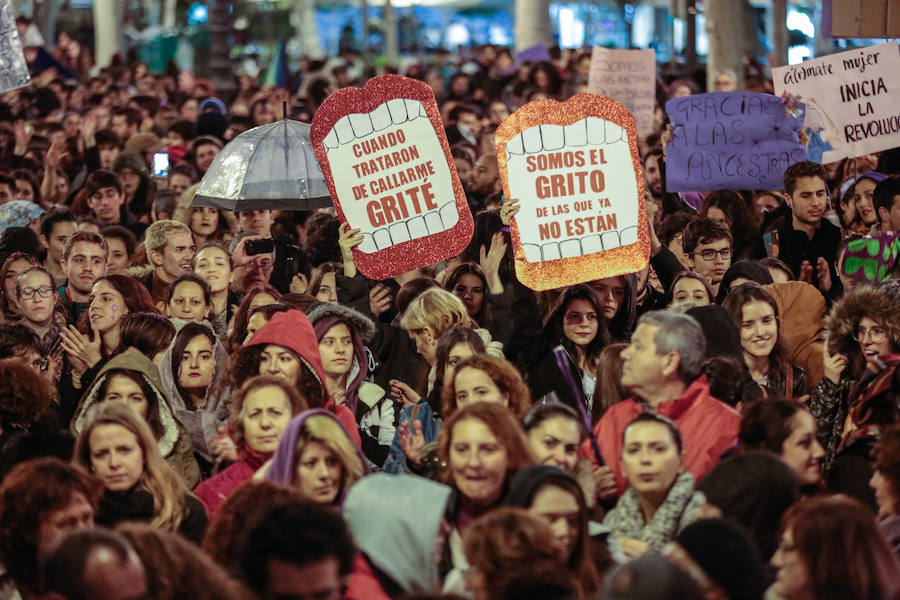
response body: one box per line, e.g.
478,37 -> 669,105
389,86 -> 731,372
585,376 -> 740,495
245,310 -> 361,445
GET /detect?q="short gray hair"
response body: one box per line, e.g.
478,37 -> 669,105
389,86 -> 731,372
637,311 -> 705,383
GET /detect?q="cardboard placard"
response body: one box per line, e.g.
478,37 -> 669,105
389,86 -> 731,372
587,47 -> 656,136
0,1 -> 31,94
496,94 -> 650,291
773,41 -> 900,164
310,75 -> 472,280
665,92 -> 807,192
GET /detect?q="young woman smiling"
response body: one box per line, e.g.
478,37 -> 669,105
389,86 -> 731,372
723,282 -> 807,399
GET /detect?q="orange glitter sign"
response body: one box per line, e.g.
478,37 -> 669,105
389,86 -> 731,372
496,94 -> 650,291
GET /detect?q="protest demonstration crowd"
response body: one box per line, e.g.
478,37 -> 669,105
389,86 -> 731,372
0,13 -> 898,600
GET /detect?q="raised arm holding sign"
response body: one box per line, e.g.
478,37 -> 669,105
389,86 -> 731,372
311,75 -> 473,280
496,94 -> 650,291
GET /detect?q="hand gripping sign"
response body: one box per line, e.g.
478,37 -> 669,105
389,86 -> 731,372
310,75 -> 473,280
496,94 -> 650,291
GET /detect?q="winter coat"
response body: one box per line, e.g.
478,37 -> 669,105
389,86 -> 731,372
308,303 -> 397,467
96,487 -> 208,545
245,310 -> 360,445
158,323 -> 232,465
71,348 -> 202,489
589,376 -> 741,495
343,474 -> 453,598
382,399 -> 442,475
765,281 -> 828,387
193,446 -> 267,515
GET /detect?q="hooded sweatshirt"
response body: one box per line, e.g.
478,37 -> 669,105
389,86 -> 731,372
308,303 -> 396,466
245,310 -> 360,444
71,348 -> 202,488
158,323 -> 231,463
343,473 -> 453,598
264,408 -> 369,489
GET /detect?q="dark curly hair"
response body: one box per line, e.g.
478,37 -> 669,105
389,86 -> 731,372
227,285 -> 282,353
304,212 -> 341,267
441,353 -> 532,419
202,481 -> 307,574
230,344 -> 327,409
0,358 -> 52,428
0,458 -> 102,590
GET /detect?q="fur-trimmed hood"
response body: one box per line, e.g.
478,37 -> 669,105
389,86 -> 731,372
307,302 -> 376,342
71,348 -> 181,458
826,283 -> 900,358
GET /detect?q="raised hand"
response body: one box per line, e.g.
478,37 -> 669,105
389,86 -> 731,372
389,379 -> 420,408
338,222 -> 364,278
60,325 -> 102,374
499,197 -> 520,226
479,231 -> 507,294
369,284 -> 392,317
398,419 -> 427,466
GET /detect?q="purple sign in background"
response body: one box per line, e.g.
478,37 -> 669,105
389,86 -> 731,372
665,92 -> 807,192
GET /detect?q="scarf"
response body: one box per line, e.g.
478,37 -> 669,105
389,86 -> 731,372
603,471 -> 706,551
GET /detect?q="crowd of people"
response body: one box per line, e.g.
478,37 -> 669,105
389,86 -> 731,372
0,28 -> 897,600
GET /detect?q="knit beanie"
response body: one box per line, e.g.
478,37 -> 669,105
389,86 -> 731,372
675,518 -> 767,600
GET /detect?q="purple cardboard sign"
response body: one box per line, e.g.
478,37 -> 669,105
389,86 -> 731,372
665,92 -> 806,192
516,44 -> 551,64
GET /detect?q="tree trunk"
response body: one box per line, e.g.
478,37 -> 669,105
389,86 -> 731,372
291,0 -> 323,59
514,0 -> 552,52
35,0 -> 63,48
705,0 -> 753,90
208,0 -> 235,99
93,0 -> 123,68
162,0 -> 177,28
383,0 -> 398,65
770,0 -> 787,66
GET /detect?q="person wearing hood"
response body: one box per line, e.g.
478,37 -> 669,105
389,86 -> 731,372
231,309 -> 361,444
263,408 -> 366,506
111,149 -> 156,222
194,376 -> 307,515
308,303 -> 397,467
343,473 -> 453,599
763,280 -> 827,387
71,347 -> 202,488
714,259 -> 774,305
503,465 -> 604,598
158,321 -> 231,475
526,284 -> 611,414
809,282 -> 900,509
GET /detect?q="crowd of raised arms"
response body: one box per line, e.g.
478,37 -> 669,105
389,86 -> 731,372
0,29 -> 897,600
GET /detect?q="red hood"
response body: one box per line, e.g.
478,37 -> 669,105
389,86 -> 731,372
246,310 -> 329,390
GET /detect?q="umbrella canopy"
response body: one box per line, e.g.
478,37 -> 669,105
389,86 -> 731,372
192,119 -> 332,212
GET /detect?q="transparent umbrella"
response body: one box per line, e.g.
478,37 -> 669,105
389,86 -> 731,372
192,119 -> 332,211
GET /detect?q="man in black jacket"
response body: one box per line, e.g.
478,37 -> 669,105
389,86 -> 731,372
776,160 -> 842,299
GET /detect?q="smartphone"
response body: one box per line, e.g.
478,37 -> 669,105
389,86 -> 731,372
245,237 -> 275,255
152,152 -> 170,178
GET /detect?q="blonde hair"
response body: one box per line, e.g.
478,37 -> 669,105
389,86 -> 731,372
293,415 -> 364,498
73,402 -> 191,531
143,219 -> 191,256
400,287 -> 473,336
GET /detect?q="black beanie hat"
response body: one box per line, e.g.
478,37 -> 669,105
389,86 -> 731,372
675,518 -> 767,600
716,259 -> 774,304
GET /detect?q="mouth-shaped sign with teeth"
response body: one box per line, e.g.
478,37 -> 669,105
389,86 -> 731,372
496,94 -> 651,291
311,75 -> 472,280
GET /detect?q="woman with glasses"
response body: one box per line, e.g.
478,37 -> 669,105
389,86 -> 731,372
809,283 -> 900,510
14,266 -> 65,368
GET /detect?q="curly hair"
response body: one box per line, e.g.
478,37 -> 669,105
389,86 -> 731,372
0,458 -> 102,589
872,423 -> 900,507
202,481 -> 308,574
0,358 -> 53,428
228,375 -> 307,448
462,507 -> 572,600
118,523 -> 254,600
305,212 -> 341,267
441,354 -> 531,419
438,402 -> 536,488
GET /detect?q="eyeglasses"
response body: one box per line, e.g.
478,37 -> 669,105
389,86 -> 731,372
852,325 -> 887,344
692,247 -> 732,261
20,285 -> 54,299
